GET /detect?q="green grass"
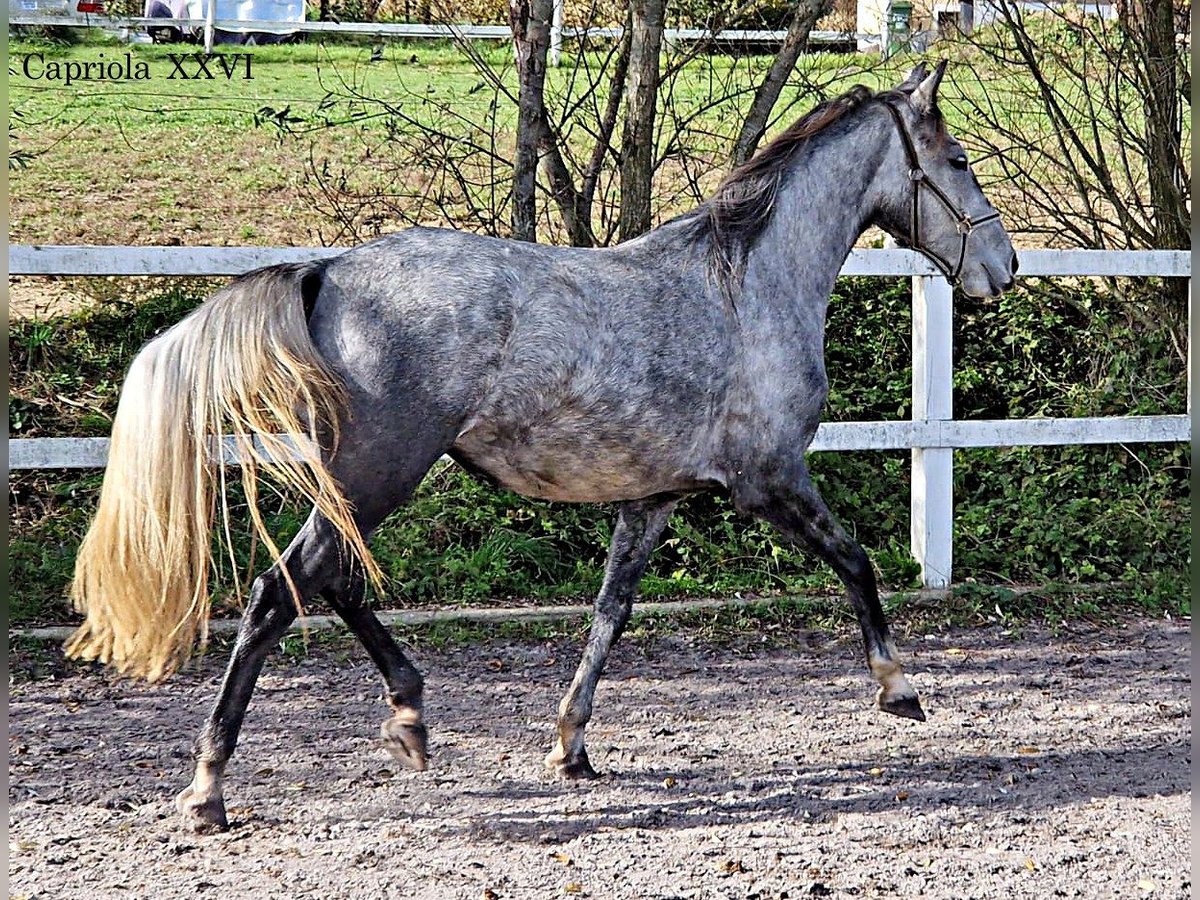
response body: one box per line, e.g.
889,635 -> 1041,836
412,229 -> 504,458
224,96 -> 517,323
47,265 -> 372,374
7,32 -> 1071,248
11,24 -> 1183,241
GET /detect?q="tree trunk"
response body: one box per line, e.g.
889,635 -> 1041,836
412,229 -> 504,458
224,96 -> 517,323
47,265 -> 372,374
618,0 -> 665,242
510,0 -> 554,242
1135,0 -> 1189,250
732,0 -> 834,167
537,126 -> 595,246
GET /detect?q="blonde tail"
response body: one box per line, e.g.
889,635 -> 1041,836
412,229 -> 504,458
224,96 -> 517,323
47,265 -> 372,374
65,263 -> 379,682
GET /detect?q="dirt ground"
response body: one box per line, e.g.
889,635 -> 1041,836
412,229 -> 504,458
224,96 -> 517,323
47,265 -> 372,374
9,617 -> 1191,899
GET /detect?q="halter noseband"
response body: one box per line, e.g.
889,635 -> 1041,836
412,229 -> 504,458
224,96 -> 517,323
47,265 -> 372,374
883,101 -> 1002,284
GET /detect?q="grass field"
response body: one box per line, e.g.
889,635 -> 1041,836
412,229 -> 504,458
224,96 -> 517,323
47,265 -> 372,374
9,39 -> 496,248
8,33 -> 1044,253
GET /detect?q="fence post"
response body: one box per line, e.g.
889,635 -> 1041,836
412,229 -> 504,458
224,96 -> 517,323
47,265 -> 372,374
911,273 -> 954,589
204,0 -> 215,54
549,0 -> 564,66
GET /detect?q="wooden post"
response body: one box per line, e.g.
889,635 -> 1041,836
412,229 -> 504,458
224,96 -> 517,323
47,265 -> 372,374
911,274 -> 954,589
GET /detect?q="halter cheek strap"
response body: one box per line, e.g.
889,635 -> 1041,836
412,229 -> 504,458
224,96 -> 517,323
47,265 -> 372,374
883,102 -> 1002,284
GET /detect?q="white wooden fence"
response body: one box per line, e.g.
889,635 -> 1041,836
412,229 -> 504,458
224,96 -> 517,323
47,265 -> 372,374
9,244 -> 1191,589
7,16 -> 863,56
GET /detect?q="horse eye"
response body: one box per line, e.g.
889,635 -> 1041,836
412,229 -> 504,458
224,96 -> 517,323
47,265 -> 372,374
949,156 -> 969,171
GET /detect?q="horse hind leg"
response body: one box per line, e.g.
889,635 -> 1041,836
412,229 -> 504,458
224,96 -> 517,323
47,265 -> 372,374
177,436 -> 447,832
546,494 -> 678,779
741,467 -> 926,721
176,511 -> 351,833
322,577 -> 428,771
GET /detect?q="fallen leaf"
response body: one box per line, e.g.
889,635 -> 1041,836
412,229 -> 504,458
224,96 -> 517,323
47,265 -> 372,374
564,883 -> 583,894
487,658 -> 504,672
552,851 -> 572,866
722,859 -> 747,874
868,767 -> 884,777
482,889 -> 500,900
1137,879 -> 1157,893
662,777 -> 677,789
1017,746 -> 1041,755
1024,858 -> 1036,871
895,790 -> 910,801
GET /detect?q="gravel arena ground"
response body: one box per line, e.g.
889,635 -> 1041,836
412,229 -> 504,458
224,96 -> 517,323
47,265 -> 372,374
9,616 -> 1191,899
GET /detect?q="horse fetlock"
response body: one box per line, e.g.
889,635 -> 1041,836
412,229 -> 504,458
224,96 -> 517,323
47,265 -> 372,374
380,709 -> 428,771
386,674 -> 424,712
176,765 -> 229,834
870,653 -> 926,721
545,739 -> 600,781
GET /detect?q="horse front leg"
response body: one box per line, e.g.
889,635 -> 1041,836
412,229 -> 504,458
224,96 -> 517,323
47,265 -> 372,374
176,514 -> 345,833
743,467 -> 926,721
546,494 -> 678,779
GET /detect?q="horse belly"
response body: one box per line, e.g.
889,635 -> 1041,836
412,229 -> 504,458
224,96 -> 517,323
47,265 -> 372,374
452,410 -> 721,503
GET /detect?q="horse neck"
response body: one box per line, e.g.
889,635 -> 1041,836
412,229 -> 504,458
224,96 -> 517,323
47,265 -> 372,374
743,117 -> 892,323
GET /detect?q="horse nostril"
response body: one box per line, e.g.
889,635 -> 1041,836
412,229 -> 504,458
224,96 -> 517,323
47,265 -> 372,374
1011,252 -> 1020,274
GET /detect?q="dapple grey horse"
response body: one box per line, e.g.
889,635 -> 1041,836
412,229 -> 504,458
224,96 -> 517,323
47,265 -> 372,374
65,62 -> 1016,833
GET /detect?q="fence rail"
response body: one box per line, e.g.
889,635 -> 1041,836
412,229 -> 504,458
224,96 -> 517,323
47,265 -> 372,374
7,16 -> 862,45
9,244 -> 1191,589
11,245 -> 1190,278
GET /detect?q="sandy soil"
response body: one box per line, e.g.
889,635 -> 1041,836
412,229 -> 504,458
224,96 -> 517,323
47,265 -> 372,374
9,617 -> 1191,899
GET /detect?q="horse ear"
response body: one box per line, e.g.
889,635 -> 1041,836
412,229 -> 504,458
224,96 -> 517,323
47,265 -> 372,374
910,59 -> 948,115
896,62 -> 929,93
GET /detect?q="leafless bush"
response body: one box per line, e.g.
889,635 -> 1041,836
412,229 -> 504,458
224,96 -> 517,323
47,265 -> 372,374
270,0 -> 877,247
944,0 -> 1189,254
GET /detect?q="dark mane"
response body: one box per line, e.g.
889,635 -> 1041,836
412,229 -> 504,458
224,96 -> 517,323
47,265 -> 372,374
694,85 -> 899,295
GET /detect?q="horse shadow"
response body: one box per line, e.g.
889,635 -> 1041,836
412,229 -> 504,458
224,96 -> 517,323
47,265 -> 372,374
434,738 -> 1190,844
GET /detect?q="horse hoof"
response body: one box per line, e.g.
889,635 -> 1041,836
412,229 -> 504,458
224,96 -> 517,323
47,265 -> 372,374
381,717 -> 428,771
878,690 -> 927,722
175,786 -> 229,834
545,749 -> 600,780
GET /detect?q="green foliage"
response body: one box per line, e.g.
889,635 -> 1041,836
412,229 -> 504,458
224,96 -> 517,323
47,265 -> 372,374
7,277 -> 1189,625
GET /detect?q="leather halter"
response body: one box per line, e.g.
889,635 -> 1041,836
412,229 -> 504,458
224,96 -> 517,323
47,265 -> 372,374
883,101 -> 1002,284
